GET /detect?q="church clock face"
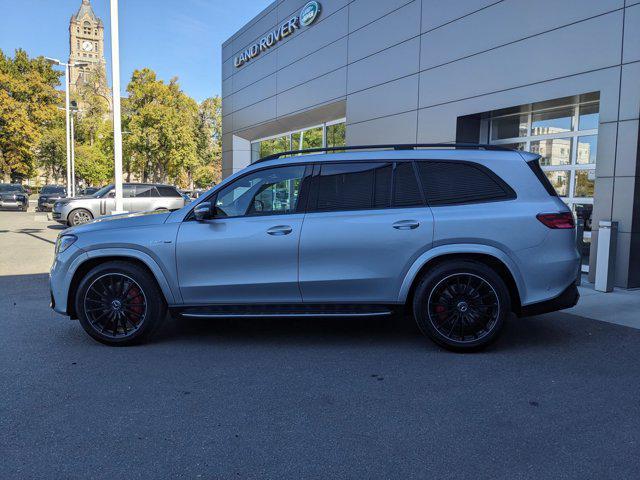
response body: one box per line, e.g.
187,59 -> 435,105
82,40 -> 94,52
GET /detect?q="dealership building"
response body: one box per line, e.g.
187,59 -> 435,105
221,0 -> 640,288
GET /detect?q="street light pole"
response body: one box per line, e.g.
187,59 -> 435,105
64,63 -> 72,197
70,112 -> 76,197
45,57 -> 87,198
110,0 -> 125,213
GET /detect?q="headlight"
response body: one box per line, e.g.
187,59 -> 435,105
55,234 -> 77,255
54,202 -> 62,208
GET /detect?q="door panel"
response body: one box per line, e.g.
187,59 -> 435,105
299,208 -> 433,303
177,215 -> 304,304
176,164 -> 309,305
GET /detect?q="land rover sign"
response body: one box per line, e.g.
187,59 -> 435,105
234,1 -> 322,68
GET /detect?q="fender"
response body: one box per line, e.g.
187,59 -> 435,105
83,248 -> 178,305
397,243 -> 526,303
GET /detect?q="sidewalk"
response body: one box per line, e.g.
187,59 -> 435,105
567,276 -> 640,329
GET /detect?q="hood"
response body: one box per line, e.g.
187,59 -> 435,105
55,196 -> 92,205
40,193 -> 65,200
66,209 -> 171,235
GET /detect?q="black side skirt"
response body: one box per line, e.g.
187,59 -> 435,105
170,303 -> 398,319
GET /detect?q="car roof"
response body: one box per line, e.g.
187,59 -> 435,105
249,147 -> 537,169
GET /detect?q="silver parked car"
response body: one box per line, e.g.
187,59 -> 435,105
53,183 -> 186,226
49,144 -> 580,350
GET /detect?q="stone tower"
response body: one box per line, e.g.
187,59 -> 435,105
68,0 -> 110,107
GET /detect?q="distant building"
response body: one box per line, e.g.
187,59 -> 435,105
68,0 -> 111,110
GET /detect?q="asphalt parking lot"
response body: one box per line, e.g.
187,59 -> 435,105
1,208 -> 640,479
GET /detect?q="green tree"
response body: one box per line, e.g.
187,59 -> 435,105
75,143 -> 112,186
0,49 -> 61,180
124,68 -> 198,186
36,109 -> 67,182
193,96 -> 222,187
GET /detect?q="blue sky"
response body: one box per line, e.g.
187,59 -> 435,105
0,0 -> 270,101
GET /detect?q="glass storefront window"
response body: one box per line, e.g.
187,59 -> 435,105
259,135 -> 291,159
531,106 -> 573,135
545,170 -> 570,197
578,103 -> 599,130
326,122 -> 346,148
250,120 -> 346,163
291,126 -> 323,151
574,170 -> 595,198
576,135 -> 597,165
531,138 -> 572,166
490,114 -> 528,140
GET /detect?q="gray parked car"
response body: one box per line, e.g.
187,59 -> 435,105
49,144 -> 580,350
53,183 -> 186,226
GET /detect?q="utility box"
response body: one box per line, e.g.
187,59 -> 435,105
595,221 -> 618,292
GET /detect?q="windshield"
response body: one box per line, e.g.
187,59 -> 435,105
0,184 -> 23,193
42,186 -> 65,195
93,185 -> 114,198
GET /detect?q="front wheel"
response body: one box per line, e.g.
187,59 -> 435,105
68,208 -> 93,226
412,260 -> 511,352
75,261 -> 166,346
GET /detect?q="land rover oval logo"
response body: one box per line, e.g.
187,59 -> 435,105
300,1 -> 320,27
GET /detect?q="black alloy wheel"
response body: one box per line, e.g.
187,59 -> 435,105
76,261 -> 166,346
413,260 -> 510,352
83,273 -> 147,339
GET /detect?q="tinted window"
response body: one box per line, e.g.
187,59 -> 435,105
315,162 -> 392,212
156,186 -> 181,198
393,162 -> 423,207
123,185 -> 135,198
417,161 -> 514,205
0,184 -> 24,193
214,165 -> 306,218
135,185 -> 158,197
42,186 -> 65,195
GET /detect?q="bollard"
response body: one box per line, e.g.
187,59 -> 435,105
595,220 -> 617,292
575,218 -> 584,286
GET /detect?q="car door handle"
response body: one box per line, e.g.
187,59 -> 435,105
392,220 -> 420,230
267,225 -> 293,236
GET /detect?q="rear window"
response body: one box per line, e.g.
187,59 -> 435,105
156,186 -> 181,198
42,186 -> 65,194
416,161 -> 515,206
527,158 -> 558,196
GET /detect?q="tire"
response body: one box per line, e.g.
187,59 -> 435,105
412,260 -> 511,352
75,261 -> 166,346
68,208 -> 93,226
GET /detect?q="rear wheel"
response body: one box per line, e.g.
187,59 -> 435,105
75,261 -> 166,346
412,260 -> 510,352
68,208 -> 93,226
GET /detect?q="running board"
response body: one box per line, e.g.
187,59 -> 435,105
172,304 -> 395,319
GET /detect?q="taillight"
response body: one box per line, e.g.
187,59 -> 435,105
536,212 -> 575,229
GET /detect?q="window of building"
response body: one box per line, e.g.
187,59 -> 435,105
486,92 -> 599,271
250,119 -> 346,162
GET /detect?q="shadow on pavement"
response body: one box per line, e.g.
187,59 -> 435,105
47,224 -> 66,230
2,271 -> 631,353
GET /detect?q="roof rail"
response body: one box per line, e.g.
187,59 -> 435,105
254,143 -> 515,163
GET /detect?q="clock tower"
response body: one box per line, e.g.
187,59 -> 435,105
68,0 -> 109,105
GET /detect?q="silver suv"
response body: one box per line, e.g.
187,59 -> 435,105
49,144 -> 580,351
53,183 -> 185,226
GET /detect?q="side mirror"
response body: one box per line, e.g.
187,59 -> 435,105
193,201 -> 213,221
